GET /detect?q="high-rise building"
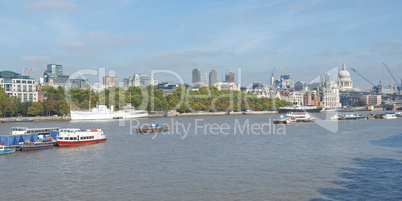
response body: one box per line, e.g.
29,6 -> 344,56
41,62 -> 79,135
123,74 -> 157,89
103,76 -> 119,88
209,70 -> 217,86
43,64 -> 69,87
0,71 -> 38,102
47,64 -> 63,76
192,68 -> 201,86
225,71 -> 235,83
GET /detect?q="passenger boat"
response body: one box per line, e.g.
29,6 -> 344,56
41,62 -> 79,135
278,105 -> 322,113
11,127 -> 59,135
21,140 -> 54,151
273,115 -> 296,124
57,127 -> 106,146
137,123 -> 170,134
382,113 -> 397,119
331,114 -> 367,120
330,114 -> 340,120
0,145 -> 16,155
285,112 -> 316,122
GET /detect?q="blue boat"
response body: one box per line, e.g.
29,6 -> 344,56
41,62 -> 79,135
21,141 -> 54,151
0,145 -> 16,155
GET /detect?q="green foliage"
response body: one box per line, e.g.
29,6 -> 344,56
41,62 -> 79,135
27,102 -> 44,116
42,86 -> 70,115
353,100 -> 366,107
0,83 -> 292,116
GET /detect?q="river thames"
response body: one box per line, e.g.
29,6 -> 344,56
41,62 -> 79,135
1,112 -> 401,200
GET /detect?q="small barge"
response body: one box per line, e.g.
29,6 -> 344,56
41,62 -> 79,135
137,124 -> 170,134
21,140 -> 54,151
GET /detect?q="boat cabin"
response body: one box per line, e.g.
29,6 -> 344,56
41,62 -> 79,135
12,127 -> 60,135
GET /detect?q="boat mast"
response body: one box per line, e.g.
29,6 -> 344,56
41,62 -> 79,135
79,72 -> 92,111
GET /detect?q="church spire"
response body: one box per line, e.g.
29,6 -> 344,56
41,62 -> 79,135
342,60 -> 346,71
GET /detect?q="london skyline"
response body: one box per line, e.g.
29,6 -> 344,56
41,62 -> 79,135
1,0 -> 401,90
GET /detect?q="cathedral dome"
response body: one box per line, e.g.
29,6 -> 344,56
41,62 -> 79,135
339,69 -> 351,79
338,61 -> 351,80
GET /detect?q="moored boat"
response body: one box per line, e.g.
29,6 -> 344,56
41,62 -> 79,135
1,118 -> 34,123
0,145 -> 16,155
57,128 -> 106,146
338,113 -> 365,120
21,140 -> 54,151
137,123 -> 170,134
70,104 -> 148,120
273,116 -> 296,124
382,113 -> 397,119
278,105 -> 322,113
11,127 -> 59,135
286,112 -> 316,122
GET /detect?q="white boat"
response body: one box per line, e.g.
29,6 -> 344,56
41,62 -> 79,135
70,104 -> 148,120
11,127 -> 59,135
57,128 -> 106,146
278,105 -> 322,113
273,115 -> 296,124
286,112 -> 316,122
330,114 -> 340,120
338,113 -> 365,120
382,113 -> 397,119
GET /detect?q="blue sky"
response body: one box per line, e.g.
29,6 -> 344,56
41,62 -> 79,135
1,0 -> 401,89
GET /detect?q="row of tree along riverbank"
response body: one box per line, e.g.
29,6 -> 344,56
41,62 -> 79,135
0,85 -> 290,118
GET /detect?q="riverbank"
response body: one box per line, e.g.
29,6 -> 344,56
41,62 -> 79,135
0,116 -> 71,122
0,111 -> 278,122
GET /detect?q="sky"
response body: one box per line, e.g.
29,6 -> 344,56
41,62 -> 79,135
1,0 -> 402,90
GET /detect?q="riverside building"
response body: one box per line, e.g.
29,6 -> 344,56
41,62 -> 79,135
0,71 -> 38,102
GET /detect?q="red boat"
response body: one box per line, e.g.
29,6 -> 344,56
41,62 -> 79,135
57,127 -> 106,147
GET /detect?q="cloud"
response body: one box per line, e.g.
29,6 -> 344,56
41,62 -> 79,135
315,51 -> 332,57
88,30 -> 143,44
26,0 -> 78,10
59,31 -> 142,54
288,2 -> 313,10
374,41 -> 402,51
18,56 -> 52,63
156,51 -> 214,59
59,40 -> 89,53
284,31 -> 317,37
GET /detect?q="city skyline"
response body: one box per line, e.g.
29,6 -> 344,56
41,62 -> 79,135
0,0 -> 401,90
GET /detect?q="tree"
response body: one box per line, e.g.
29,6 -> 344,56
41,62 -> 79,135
1,101 -> 13,117
27,102 -> 44,116
353,100 -> 366,107
44,99 -> 57,116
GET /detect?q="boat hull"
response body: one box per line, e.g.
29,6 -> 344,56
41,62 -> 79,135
21,144 -> 54,151
0,149 -> 16,155
137,126 -> 170,134
57,139 -> 107,146
1,119 -> 34,123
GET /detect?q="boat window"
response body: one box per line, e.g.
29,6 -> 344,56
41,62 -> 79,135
64,137 -> 69,140
69,137 -> 74,140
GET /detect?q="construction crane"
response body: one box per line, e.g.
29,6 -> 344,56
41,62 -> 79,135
25,57 -> 38,76
383,63 -> 401,100
350,68 -> 380,95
